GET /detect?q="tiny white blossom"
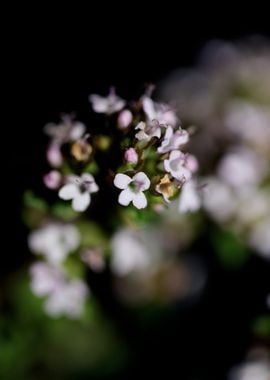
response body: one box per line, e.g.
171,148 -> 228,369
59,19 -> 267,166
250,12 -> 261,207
142,96 -> 178,126
59,173 -> 99,212
164,150 -> 192,182
114,172 -> 150,209
135,120 -> 162,142
178,180 -> 201,213
28,223 -> 80,265
30,262 -> 62,296
158,126 -> 189,154
89,88 -> 125,114
44,116 -> 86,144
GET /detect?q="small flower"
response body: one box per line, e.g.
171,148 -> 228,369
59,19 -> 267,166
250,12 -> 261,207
43,170 -> 62,189
30,262 -> 62,296
80,248 -> 105,272
89,88 -> 125,114
178,180 -> 201,213
59,173 -> 99,212
46,143 -> 63,167
135,120 -> 162,142
118,109 -> 133,129
142,96 -> 178,126
44,115 -> 86,144
71,137 -> 92,161
155,174 -> 176,203
114,172 -> 150,209
158,126 -> 189,154
124,147 -> 138,164
28,223 -> 80,264
164,150 -> 192,182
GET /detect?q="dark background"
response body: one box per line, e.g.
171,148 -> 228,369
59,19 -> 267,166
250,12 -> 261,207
5,14 -> 270,379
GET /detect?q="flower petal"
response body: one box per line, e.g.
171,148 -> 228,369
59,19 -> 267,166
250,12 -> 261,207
114,173 -> 132,189
118,188 -> 134,206
72,192 -> 91,212
59,184 -> 79,200
133,172 -> 150,191
133,192 -> 147,209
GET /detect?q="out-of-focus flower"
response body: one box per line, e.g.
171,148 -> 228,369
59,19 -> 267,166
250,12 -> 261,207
114,172 -> 150,209
71,137 -> 92,161
44,116 -> 86,144
135,120 -> 162,142
30,262 -> 88,318
43,170 -> 61,189
46,143 -> 63,167
158,126 -> 189,154
117,109 -> 133,129
229,360 -> 270,380
124,147 -> 138,165
80,248 -> 105,272
267,294 -> 270,309
155,174 -> 176,203
89,88 -> 125,114
249,218 -> 270,259
164,150 -> 192,182
178,180 -> 201,213
59,173 -> 99,212
111,228 -> 151,276
28,223 -> 80,265
142,96 -> 178,126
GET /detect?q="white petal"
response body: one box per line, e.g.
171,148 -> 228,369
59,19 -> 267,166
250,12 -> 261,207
170,150 -> 183,160
133,172 -> 150,191
135,121 -> 145,130
89,95 -> 109,113
69,122 -> 86,140
142,96 -> 156,120
179,181 -> 201,212
89,182 -> 99,193
133,192 -> 147,209
114,173 -> 132,189
72,192 -> 90,212
118,188 -> 134,206
59,184 -> 79,200
81,173 -> 94,182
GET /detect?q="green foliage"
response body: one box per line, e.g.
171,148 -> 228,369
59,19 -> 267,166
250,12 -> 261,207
252,315 -> 270,338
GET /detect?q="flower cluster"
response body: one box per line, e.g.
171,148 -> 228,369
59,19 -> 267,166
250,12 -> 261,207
26,87 -> 200,318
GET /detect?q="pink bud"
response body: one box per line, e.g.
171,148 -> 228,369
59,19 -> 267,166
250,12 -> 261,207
124,147 -> 138,164
43,170 -> 61,189
185,154 -> 199,173
117,109 -> 133,129
46,143 -> 63,167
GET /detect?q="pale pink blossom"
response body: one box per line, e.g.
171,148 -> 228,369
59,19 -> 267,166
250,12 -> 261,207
43,170 -> 61,189
46,143 -> 63,167
158,126 -> 189,154
44,116 -> 86,144
135,120 -> 162,142
89,88 -> 125,114
164,150 -> 192,182
124,147 -> 138,164
118,109 -> 133,129
178,180 -> 201,212
142,96 -> 178,126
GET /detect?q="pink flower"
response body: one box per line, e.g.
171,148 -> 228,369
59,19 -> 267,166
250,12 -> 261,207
135,120 -> 162,142
118,110 -> 133,129
46,143 -> 63,167
114,172 -> 150,209
142,96 -> 178,126
164,150 -> 192,182
124,147 -> 138,164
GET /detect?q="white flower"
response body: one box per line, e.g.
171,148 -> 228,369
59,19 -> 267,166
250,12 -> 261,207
89,89 -> 125,114
114,172 -> 150,209
142,96 -> 178,126
249,217 -> 270,259
30,262 -> 88,318
59,173 -> 99,212
229,361 -> 270,380
44,279 -> 88,319
164,150 -> 192,182
28,223 -> 80,265
111,228 -> 151,276
158,126 -> 189,154
135,120 -> 162,142
178,180 -> 201,213
44,116 -> 86,144
118,109 -> 133,129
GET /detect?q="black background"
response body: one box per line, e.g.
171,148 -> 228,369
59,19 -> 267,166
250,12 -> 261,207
5,13 -> 270,379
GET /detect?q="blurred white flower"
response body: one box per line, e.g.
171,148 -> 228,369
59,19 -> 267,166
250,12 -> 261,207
229,361 -> 270,380
44,116 -> 86,144
135,120 -> 162,142
59,173 -> 99,212
111,228 -> 151,276
28,223 -> 80,265
89,88 -> 125,114
164,150 -> 192,182
249,217 -> 270,259
267,294 -> 270,309
114,172 -> 150,209
178,180 -> 201,213
30,262 -> 88,318
218,148 -> 266,189
142,95 -> 178,126
158,126 -> 189,154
